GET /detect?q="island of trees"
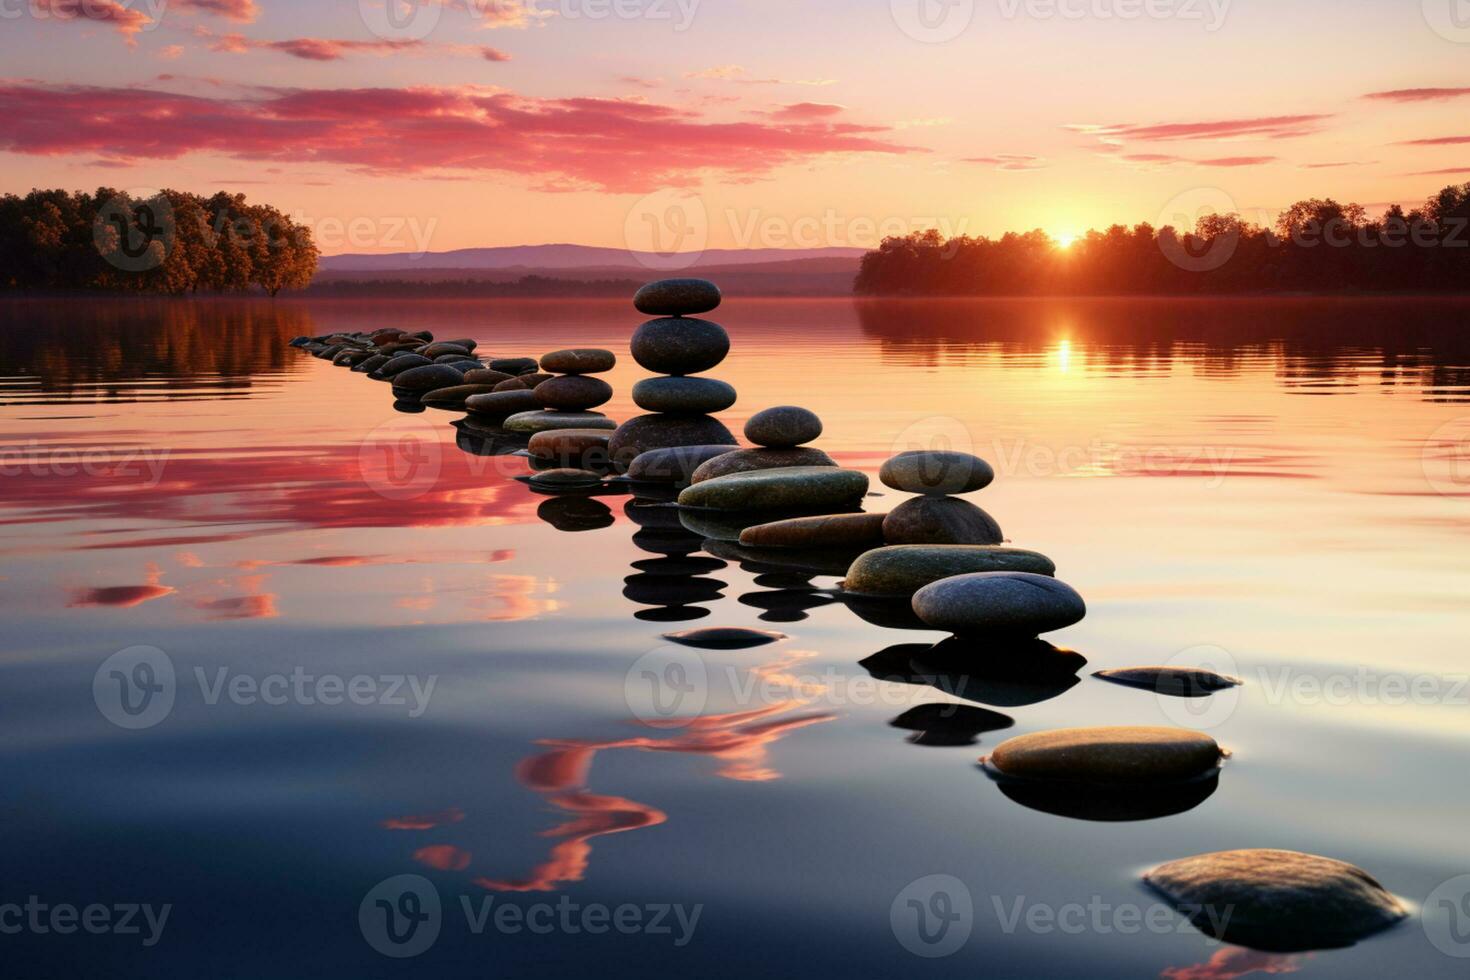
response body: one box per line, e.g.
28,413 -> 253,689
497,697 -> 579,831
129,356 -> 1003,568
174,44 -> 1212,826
0,188 -> 318,296
854,183 -> 1470,295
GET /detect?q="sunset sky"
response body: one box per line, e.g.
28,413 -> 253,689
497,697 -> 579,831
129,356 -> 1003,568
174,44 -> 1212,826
3,0 -> 1470,254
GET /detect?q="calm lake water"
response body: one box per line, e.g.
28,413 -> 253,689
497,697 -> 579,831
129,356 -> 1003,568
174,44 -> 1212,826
3,295 -> 1470,978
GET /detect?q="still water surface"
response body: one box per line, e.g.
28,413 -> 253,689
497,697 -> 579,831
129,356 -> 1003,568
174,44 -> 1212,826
3,296 -> 1470,978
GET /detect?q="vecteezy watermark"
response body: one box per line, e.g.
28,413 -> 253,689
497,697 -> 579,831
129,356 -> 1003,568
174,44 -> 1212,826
291,211 -> 438,259
0,0 -> 168,31
0,897 -> 171,947
93,188 -> 175,273
623,190 -> 710,270
0,441 -> 170,487
624,646 -> 710,726
990,894 -> 1232,938
1422,417 -> 1470,497
1423,0 -> 1470,43
890,875 -> 974,957
359,875 -> 703,958
94,647 -> 438,730
358,0 -> 443,40
890,0 -> 1227,42
359,417 -> 445,501
1424,874 -> 1470,957
358,0 -> 695,40
890,0 -> 976,43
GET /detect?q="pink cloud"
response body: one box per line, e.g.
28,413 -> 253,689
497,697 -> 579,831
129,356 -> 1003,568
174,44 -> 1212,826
767,102 -> 845,119
963,153 -> 1047,171
1073,114 -> 1329,142
197,28 -> 423,60
0,82 -> 920,191
1407,167 -> 1470,176
1398,135 -> 1470,146
1196,155 -> 1278,166
1363,87 -> 1470,103
480,45 -> 511,61
156,44 -> 185,59
176,0 -> 260,21
34,0 -> 151,43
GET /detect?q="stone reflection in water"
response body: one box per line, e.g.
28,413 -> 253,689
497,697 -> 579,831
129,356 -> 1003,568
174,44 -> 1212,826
1159,947 -> 1304,980
888,703 -> 1014,748
623,499 -> 727,622
989,769 -> 1221,822
536,495 -> 615,532
859,638 -> 1087,707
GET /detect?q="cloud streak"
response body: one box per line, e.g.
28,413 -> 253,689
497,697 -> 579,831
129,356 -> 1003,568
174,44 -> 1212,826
1072,114 -> 1329,142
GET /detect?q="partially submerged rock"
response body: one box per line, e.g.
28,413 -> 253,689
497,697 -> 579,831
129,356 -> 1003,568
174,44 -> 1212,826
983,726 -> 1223,784
690,446 -> 837,483
1095,666 -> 1242,698
661,626 -> 787,649
739,512 -> 886,550
678,465 -> 869,513
841,545 -> 1056,598
1143,849 -> 1407,951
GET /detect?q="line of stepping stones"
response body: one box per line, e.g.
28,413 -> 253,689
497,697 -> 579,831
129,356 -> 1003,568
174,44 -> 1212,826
288,278 -> 1407,955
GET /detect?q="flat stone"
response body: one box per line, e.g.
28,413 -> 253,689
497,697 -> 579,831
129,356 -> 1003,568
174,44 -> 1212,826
494,377 -> 532,391
633,278 -> 722,317
536,375 -> 613,411
334,349 -> 374,366
442,337 -> 477,351
392,364 -> 470,392
678,466 -> 870,513
632,377 -> 737,414
881,450 -> 995,495
443,360 -> 483,373
691,447 -> 837,483
372,354 -> 432,379
420,383 -> 505,407
490,357 -> 539,375
1095,666 -> 1242,698
883,496 -> 1004,545
912,571 -> 1085,635
842,545 -> 1056,598
352,353 -> 391,373
608,415 -> 737,470
464,389 -> 543,417
461,369 -> 516,386
527,468 -> 604,489
420,342 -> 471,358
1143,850 -> 1406,952
540,348 -> 616,374
739,512 -> 887,549
986,726 -> 1222,784
435,353 -> 476,363
661,627 -> 786,649
503,411 -> 617,434
520,373 -> 555,388
626,444 -> 739,483
631,317 -> 730,375
745,405 -> 822,448
528,428 -> 613,462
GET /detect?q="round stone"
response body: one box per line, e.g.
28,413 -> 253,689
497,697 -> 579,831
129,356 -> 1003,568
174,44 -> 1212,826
911,571 -> 1086,635
632,377 -> 737,414
540,348 -> 616,374
744,406 -> 822,448
490,357 -> 540,375
461,369 -> 516,386
494,377 -> 531,391
1095,667 -> 1242,698
626,444 -> 739,483
678,466 -> 870,513
392,364 -> 469,393
527,428 -> 612,461
370,353 -> 432,379
442,337 -> 477,351
528,468 -> 604,489
633,278 -> 722,317
434,353 -> 476,363
353,353 -> 391,374
881,450 -> 995,495
334,349 -> 374,367
662,627 -> 786,649
521,374 -> 556,388
690,447 -> 836,483
503,411 -> 618,434
985,726 -> 1221,784
882,497 -> 1004,545
420,384 -> 504,408
464,389 -> 542,417
630,317 -> 730,375
443,360 -> 483,373
1142,850 -> 1407,952
842,545 -> 1056,597
739,513 -> 887,550
420,342 -> 471,358
536,375 -> 613,411
608,414 -> 737,470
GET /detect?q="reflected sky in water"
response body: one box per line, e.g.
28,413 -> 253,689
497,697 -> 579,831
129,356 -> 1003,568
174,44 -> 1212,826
2,296 -> 1469,978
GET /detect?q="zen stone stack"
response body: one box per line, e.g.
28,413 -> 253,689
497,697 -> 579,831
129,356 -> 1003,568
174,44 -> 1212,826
608,279 -> 738,470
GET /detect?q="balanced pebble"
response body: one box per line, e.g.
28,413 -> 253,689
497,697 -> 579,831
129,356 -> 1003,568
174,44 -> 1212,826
690,447 -> 836,483
842,545 -> 1056,597
882,496 -> 1003,545
678,465 -> 869,513
744,406 -> 822,448
503,411 -> 618,434
633,278 -> 722,317
881,450 -> 995,496
911,571 -> 1085,635
536,375 -> 613,411
632,377 -> 737,414
630,317 -> 730,375
626,444 -> 739,483
739,513 -> 887,550
540,348 -> 616,374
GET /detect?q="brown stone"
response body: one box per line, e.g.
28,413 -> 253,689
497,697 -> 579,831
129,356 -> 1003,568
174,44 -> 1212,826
739,512 -> 887,549
690,446 -> 836,483
882,496 -> 1003,545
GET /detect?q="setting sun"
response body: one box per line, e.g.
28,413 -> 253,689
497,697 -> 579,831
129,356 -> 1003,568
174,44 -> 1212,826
1055,232 -> 1079,249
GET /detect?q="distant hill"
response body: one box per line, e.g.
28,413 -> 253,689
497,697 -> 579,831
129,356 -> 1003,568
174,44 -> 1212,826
308,254 -> 862,296
317,243 -> 866,273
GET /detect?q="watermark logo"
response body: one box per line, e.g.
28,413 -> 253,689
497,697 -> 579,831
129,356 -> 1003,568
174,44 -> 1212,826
359,417 -> 444,501
1423,0 -> 1470,43
624,646 -> 708,726
1424,874 -> 1470,957
890,874 -> 973,957
890,0 -> 975,42
1155,644 -> 1242,729
0,897 -> 171,946
359,0 -> 443,39
93,189 -> 174,273
93,646 -> 176,730
360,874 -> 442,958
1423,417 -> 1470,497
1156,187 -> 1240,273
623,189 -> 709,270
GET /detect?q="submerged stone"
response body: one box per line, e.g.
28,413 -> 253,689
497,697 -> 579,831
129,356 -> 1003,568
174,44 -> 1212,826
841,545 -> 1056,598
392,363 -> 470,393
1095,666 -> 1242,698
419,384 -> 505,408
527,467 -> 604,489
911,571 -> 1085,635
464,389 -> 541,417
1143,850 -> 1406,952
678,466 -> 869,513
661,626 -> 787,649
738,512 -> 887,550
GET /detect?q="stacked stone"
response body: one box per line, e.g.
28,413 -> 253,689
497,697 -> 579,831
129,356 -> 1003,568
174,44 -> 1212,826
522,349 -> 621,468
608,279 -> 737,470
501,347 -> 618,435
689,406 -> 837,483
879,450 -> 1003,545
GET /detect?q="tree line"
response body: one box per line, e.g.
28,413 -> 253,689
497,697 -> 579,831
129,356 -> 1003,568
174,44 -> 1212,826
854,183 -> 1470,295
0,188 -> 319,296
